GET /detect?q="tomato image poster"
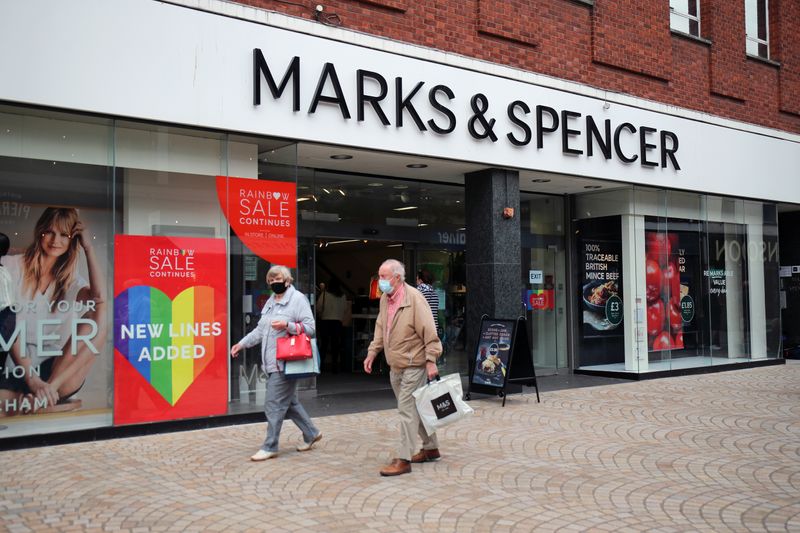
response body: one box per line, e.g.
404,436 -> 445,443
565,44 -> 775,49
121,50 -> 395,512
645,232 -> 685,352
113,235 -> 228,425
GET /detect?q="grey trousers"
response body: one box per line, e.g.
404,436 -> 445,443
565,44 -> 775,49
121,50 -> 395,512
262,371 -> 319,452
389,366 -> 439,461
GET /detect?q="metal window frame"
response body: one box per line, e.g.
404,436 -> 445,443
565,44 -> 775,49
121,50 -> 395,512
745,0 -> 770,59
669,1 -> 701,37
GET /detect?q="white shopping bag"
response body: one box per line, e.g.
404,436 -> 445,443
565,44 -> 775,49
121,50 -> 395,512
413,373 -> 474,434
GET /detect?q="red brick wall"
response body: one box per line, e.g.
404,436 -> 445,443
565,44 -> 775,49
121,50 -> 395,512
238,0 -> 800,132
775,0 -> 800,116
592,0 -> 672,81
703,0 -> 749,101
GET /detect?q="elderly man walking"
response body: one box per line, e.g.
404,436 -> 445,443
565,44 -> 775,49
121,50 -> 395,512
363,259 -> 443,476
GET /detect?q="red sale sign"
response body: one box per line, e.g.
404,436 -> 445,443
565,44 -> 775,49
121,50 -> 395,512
525,289 -> 554,311
216,176 -> 297,267
113,235 -> 228,425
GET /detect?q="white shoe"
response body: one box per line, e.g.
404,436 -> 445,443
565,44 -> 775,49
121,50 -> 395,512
296,433 -> 322,452
250,450 -> 278,461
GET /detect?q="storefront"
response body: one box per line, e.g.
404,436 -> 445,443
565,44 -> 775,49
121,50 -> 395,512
0,0 -> 797,442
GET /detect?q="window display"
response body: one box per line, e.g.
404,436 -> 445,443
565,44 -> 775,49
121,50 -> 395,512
0,142 -> 114,437
576,216 -> 624,367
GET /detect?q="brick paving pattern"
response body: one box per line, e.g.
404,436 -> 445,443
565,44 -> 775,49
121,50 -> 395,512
2,362 -> 799,532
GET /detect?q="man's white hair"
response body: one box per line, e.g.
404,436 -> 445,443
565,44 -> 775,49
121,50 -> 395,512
380,259 -> 406,282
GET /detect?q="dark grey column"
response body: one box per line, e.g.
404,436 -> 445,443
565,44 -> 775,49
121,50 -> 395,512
465,168 -> 521,356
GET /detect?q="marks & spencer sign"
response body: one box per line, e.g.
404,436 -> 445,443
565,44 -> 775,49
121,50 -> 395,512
253,50 -> 681,170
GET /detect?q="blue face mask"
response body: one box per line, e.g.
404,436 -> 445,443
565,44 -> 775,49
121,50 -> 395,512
378,279 -> 393,294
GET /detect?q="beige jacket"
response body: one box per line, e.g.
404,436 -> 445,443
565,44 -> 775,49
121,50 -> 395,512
367,283 -> 442,369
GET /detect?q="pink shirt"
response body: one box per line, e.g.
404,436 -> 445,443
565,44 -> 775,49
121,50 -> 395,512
385,282 -> 405,339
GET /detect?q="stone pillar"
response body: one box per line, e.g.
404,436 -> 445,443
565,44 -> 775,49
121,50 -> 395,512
465,168 -> 521,358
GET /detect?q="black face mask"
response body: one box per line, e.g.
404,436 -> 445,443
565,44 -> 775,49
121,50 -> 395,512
270,282 -> 288,294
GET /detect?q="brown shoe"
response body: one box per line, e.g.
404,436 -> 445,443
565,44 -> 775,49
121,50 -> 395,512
410,448 -> 441,463
379,458 -> 412,476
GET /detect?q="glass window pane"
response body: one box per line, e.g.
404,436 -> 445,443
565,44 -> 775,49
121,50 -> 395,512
670,13 -> 691,34
757,0 -> 768,40
0,106 -> 114,435
670,0 -> 691,14
745,0 -> 759,36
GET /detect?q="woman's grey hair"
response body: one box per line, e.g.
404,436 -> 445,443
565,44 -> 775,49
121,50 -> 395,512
266,265 -> 293,284
381,259 -> 405,282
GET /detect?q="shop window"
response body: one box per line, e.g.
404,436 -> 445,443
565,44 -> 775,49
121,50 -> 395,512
745,0 -> 769,58
224,139 -> 301,412
0,106 -> 114,437
670,0 -> 700,37
112,123 -> 233,425
574,187 -> 781,374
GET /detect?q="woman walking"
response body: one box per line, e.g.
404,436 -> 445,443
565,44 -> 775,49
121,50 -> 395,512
230,265 -> 322,461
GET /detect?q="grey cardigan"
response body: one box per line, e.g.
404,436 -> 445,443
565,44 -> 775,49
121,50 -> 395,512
238,285 -> 316,373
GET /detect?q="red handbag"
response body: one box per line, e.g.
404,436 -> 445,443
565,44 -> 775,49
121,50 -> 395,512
276,323 -> 313,361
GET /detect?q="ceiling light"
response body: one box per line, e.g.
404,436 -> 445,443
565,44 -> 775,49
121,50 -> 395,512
338,189 -> 346,196
386,243 -> 403,248
393,185 -> 409,190
406,163 -> 428,169
367,182 -> 383,187
418,223 -> 429,227
297,197 -> 312,202
532,178 -> 551,183
326,239 -> 359,245
457,227 -> 466,231
322,188 -> 331,194
393,206 -> 418,211
330,154 -> 353,160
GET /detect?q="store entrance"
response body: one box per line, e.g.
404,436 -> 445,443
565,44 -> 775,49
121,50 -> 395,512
520,193 -> 568,376
313,239 -> 468,395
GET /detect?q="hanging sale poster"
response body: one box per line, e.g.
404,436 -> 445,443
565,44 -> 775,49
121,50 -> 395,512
216,176 -> 297,267
113,235 -> 227,425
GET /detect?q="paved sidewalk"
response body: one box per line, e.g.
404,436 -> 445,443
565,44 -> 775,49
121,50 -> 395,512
2,362 -> 799,532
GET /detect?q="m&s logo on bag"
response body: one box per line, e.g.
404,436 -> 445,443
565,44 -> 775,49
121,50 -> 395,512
432,392 -> 457,419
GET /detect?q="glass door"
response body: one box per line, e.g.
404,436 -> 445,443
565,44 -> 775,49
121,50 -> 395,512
520,194 -> 566,376
523,245 -> 560,375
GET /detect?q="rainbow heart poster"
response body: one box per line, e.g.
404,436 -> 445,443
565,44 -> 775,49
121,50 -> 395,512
113,235 -> 227,425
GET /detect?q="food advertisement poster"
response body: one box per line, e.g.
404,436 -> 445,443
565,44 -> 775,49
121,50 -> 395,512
471,319 -> 514,388
645,231 -> 690,352
576,217 -> 624,366
113,235 -> 227,425
581,239 -> 623,334
216,176 -> 297,267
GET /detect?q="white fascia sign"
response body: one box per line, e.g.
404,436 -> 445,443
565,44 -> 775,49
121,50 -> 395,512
0,0 -> 798,203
